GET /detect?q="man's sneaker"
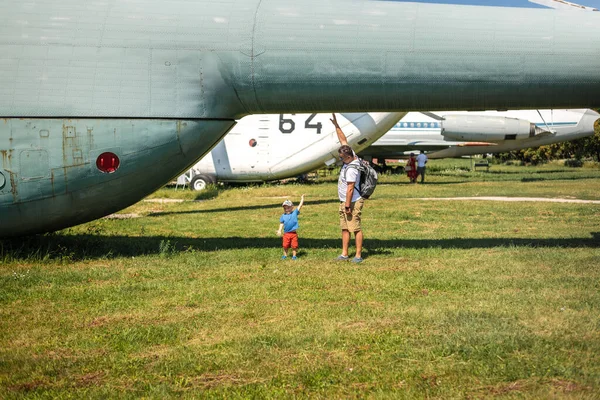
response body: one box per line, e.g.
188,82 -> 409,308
292,256 -> 297,260
281,255 -> 287,260
351,257 -> 363,264
336,255 -> 349,261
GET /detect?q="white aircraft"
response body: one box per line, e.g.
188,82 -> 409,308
362,109 -> 599,160
180,109 -> 598,189
181,112 -> 404,190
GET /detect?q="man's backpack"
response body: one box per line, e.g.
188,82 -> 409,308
344,159 -> 378,199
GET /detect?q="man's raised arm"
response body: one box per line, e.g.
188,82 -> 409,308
330,113 -> 348,146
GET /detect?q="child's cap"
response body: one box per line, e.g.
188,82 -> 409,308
282,199 -> 293,207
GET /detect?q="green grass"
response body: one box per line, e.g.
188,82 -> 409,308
1,162 -> 600,398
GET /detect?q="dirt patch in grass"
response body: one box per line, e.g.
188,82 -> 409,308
7,379 -> 51,392
87,313 -> 140,328
85,310 -> 173,330
170,372 -> 267,389
74,371 -> 105,388
89,316 -> 110,327
473,378 -> 591,397
338,321 -> 369,330
474,379 -> 530,397
550,378 -> 590,393
104,213 -> 141,219
43,348 -> 77,361
7,372 -> 104,393
144,198 -> 185,203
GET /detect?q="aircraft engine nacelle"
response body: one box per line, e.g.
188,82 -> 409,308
441,115 -> 538,141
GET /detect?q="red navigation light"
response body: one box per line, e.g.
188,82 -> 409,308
96,152 -> 120,173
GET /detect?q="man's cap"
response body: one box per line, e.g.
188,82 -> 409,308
282,200 -> 293,207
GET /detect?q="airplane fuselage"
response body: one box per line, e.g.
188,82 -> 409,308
1,0 -> 600,236
188,112 -> 404,185
362,109 -> 600,159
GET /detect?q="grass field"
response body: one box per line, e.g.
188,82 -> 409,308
1,160 -> 600,399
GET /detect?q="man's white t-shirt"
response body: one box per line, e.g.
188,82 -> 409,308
416,153 -> 428,167
338,159 -> 362,202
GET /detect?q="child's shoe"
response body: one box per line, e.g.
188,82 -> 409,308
336,255 -> 349,261
281,255 -> 287,260
292,256 -> 297,260
351,257 -> 363,264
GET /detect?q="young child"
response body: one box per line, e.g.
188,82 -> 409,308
276,194 -> 304,260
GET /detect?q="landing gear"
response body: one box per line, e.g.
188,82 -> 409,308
190,175 -> 214,191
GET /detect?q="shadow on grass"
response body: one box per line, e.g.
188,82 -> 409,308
148,199 -> 340,217
2,233 -> 599,262
379,180 -> 470,186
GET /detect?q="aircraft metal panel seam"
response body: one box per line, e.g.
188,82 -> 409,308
249,0 -> 264,113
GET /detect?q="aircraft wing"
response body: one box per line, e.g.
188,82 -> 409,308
529,0 -> 599,11
361,109 -> 599,160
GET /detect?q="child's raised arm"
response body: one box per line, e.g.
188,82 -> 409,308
297,194 -> 305,212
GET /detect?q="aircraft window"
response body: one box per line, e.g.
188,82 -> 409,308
249,139 -> 257,147
96,152 -> 120,173
0,171 -> 5,189
417,123 -> 421,128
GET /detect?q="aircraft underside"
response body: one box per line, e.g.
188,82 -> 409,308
0,118 -> 234,236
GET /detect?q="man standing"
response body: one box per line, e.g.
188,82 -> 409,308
330,113 -> 364,263
416,150 -> 428,183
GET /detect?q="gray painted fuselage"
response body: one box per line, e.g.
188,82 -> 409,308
1,0 -> 600,236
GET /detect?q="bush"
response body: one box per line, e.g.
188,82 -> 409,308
564,159 -> 583,168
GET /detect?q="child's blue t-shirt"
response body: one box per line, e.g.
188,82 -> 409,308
280,209 -> 300,233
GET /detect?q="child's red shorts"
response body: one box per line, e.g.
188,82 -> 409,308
282,232 -> 299,249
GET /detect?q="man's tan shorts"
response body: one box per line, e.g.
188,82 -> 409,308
339,198 -> 364,232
